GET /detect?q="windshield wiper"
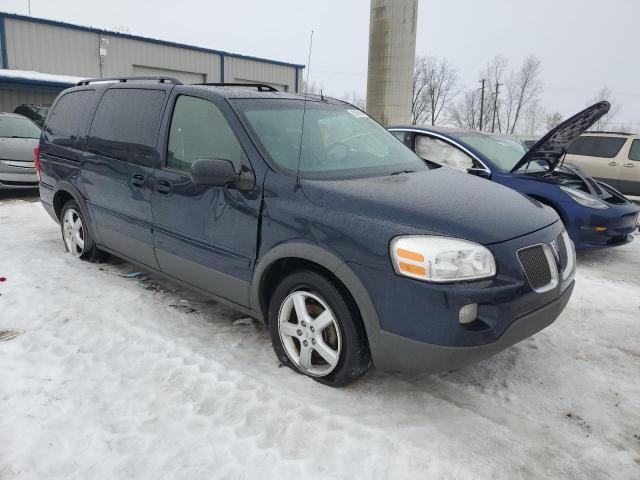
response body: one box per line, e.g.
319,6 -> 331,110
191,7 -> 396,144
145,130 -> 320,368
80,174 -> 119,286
389,169 -> 416,176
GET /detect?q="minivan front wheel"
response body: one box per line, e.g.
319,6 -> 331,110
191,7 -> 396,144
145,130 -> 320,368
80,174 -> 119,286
60,200 -> 108,263
269,270 -> 371,387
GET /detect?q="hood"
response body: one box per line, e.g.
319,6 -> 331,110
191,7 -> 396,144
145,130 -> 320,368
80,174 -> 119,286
302,168 -> 558,245
0,137 -> 39,162
510,101 -> 610,173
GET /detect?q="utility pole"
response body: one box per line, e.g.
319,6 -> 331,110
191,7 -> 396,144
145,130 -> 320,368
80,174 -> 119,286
479,79 -> 486,131
491,82 -> 501,133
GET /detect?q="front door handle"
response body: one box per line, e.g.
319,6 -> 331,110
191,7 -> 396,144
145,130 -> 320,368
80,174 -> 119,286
623,163 -> 636,168
131,173 -> 146,188
608,161 -> 619,166
156,178 -> 173,196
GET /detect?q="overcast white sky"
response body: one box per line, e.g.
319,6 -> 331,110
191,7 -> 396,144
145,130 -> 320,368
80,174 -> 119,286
3,0 -> 639,128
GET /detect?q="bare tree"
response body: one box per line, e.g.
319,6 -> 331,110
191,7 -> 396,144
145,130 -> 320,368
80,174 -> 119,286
505,56 -> 543,134
544,112 -> 563,131
480,55 -> 508,132
522,98 -> 545,135
588,86 -> 621,131
342,90 -> 366,110
300,79 -> 323,95
449,89 -> 482,130
412,55 -> 460,125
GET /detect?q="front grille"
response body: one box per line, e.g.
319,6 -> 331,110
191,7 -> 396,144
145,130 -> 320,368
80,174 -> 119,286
517,244 -> 558,292
556,233 -> 568,269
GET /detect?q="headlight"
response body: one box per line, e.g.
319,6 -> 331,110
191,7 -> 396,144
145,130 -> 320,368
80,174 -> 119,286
390,236 -> 496,282
560,186 -> 608,210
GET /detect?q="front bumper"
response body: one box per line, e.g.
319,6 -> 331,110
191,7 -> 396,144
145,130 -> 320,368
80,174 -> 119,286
350,221 -> 575,373
371,281 -> 573,373
0,160 -> 38,189
565,202 -> 640,248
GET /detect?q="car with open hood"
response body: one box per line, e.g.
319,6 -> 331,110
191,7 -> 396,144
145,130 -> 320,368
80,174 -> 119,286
390,102 -> 640,249
38,78 -> 575,386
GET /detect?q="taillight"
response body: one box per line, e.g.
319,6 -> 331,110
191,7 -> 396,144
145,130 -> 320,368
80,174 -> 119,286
34,146 -> 41,181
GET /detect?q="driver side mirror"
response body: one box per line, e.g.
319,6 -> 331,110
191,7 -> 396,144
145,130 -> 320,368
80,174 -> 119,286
190,158 -> 254,190
467,167 -> 491,180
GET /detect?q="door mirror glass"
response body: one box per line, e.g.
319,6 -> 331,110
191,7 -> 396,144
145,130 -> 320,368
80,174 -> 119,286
190,158 -> 240,186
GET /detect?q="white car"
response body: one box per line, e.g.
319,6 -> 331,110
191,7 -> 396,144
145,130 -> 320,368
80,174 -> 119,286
565,132 -> 640,197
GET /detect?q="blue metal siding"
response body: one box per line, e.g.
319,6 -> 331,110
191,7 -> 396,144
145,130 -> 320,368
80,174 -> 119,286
0,15 -> 7,68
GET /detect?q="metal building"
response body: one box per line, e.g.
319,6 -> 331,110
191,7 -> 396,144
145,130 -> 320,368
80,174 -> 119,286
366,0 -> 417,126
0,12 -> 303,112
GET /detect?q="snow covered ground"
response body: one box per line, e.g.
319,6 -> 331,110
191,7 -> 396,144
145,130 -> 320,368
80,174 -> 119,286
1,197 -> 639,480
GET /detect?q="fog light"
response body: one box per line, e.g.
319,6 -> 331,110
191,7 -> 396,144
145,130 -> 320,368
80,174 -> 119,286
459,303 -> 478,324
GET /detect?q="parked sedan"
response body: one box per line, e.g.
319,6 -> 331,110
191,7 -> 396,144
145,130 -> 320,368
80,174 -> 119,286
0,112 -> 41,190
390,102 -> 640,249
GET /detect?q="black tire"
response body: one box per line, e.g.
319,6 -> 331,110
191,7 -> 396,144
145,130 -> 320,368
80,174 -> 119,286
60,200 -> 109,263
268,269 -> 371,387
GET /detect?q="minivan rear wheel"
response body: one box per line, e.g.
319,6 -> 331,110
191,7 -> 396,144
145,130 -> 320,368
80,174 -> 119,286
268,270 -> 371,387
60,200 -> 108,263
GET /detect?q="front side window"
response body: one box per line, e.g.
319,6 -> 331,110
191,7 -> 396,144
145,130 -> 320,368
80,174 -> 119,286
0,115 -> 41,139
234,99 -> 426,179
415,135 -> 473,172
628,139 -> 640,161
566,136 -> 627,158
167,95 -> 244,171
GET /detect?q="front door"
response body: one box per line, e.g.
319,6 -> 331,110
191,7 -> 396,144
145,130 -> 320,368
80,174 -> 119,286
82,87 -> 168,268
151,92 -> 261,307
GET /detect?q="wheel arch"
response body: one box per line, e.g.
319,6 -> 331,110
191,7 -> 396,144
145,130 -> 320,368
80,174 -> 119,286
251,243 -> 383,354
52,182 -> 100,242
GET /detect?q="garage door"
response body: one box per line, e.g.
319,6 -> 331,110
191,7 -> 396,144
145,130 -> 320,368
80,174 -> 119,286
132,66 -> 205,85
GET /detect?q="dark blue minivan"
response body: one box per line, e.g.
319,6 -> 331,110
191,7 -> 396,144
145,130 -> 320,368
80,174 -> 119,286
37,78 -> 575,386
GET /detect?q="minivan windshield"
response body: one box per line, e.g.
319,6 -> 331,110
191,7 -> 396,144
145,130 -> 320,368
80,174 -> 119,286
453,132 -> 545,172
0,115 -> 42,139
234,99 -> 426,179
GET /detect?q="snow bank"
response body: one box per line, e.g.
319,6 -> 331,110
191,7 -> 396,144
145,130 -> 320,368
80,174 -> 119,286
0,69 -> 85,85
0,200 -> 639,479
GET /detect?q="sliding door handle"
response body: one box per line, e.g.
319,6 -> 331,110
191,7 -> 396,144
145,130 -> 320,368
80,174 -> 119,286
131,173 -> 146,188
156,179 -> 173,195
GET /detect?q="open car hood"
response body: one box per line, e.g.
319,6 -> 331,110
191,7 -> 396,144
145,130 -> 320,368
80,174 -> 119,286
510,101 -> 610,173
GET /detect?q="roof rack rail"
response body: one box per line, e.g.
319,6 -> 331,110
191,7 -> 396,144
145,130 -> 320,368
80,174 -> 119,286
194,82 -> 278,92
76,76 -> 183,86
585,130 -> 631,136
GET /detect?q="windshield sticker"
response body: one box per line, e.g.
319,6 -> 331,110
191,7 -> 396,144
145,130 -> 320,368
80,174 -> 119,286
348,109 -> 368,118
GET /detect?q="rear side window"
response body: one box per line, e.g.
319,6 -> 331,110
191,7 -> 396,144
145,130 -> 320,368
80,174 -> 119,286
45,90 -> 95,148
567,136 -> 627,158
628,139 -> 640,161
87,88 -> 166,166
167,95 -> 243,171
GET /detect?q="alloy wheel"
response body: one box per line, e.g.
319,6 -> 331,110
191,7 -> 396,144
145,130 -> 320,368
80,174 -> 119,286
62,208 -> 85,257
277,291 -> 342,377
